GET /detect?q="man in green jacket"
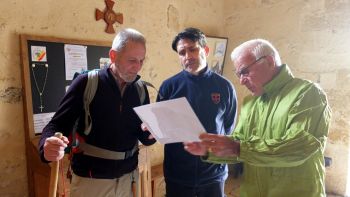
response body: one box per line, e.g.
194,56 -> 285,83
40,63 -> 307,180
184,38 -> 332,197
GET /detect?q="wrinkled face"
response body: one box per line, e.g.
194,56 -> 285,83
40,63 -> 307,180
176,38 -> 208,75
110,41 -> 146,82
234,53 -> 274,96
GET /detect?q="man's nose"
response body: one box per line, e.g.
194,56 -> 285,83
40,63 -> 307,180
185,51 -> 192,59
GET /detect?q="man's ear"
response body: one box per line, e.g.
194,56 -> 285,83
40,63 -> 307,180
109,49 -> 117,63
265,55 -> 276,67
204,46 -> 210,57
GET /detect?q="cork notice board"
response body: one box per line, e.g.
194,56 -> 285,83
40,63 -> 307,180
19,34 -> 111,196
20,35 -> 111,137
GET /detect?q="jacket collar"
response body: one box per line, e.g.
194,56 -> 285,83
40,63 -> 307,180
262,64 -> 294,98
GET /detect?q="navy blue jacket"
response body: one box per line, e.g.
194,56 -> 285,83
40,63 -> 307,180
158,66 -> 237,186
39,68 -> 155,179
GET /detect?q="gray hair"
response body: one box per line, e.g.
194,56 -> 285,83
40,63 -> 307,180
111,28 -> 146,52
231,39 -> 281,66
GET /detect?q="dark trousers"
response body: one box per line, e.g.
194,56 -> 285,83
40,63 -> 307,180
165,180 -> 226,197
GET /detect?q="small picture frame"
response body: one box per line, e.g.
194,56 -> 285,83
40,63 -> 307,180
206,36 -> 228,75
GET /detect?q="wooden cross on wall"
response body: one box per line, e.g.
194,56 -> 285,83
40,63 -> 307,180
95,0 -> 123,34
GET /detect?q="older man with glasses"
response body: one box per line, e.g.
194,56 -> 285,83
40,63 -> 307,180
184,38 -> 332,197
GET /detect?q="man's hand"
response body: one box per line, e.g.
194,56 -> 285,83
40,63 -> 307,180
43,135 -> 69,161
184,141 -> 208,156
141,122 -> 154,139
199,133 -> 240,157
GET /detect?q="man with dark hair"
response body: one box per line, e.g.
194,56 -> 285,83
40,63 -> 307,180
157,27 -> 238,197
39,28 -> 156,197
171,28 -> 207,51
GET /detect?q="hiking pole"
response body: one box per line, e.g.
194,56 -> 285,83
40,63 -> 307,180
48,132 -> 63,197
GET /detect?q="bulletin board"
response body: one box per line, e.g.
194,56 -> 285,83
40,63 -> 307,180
20,34 -> 111,140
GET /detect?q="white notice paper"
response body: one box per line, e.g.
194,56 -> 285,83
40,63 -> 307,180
64,44 -> 88,80
33,112 -> 55,134
133,97 -> 206,144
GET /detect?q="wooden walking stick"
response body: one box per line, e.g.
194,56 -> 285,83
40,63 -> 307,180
132,180 -> 136,197
48,132 -> 63,197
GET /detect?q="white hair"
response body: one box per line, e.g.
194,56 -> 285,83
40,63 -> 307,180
231,39 -> 281,66
111,28 -> 146,52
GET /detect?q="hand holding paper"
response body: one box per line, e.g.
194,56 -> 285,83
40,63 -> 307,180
140,122 -> 154,139
133,97 -> 206,144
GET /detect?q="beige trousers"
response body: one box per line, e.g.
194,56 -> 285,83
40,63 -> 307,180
70,172 -> 133,197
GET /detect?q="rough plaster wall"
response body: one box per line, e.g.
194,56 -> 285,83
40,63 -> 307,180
222,0 -> 350,196
0,0 -> 224,196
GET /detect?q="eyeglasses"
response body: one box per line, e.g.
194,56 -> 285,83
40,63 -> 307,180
235,55 -> 268,78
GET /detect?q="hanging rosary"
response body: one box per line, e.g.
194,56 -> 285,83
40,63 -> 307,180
31,63 -> 49,112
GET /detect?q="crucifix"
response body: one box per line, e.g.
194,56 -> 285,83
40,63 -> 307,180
31,63 -> 48,112
95,0 -> 123,34
39,102 -> 44,112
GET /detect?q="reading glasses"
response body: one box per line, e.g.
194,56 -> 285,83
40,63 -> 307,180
235,55 -> 268,78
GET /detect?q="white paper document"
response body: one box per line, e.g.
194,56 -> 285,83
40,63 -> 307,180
133,97 -> 206,144
33,112 -> 55,134
64,44 -> 88,80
